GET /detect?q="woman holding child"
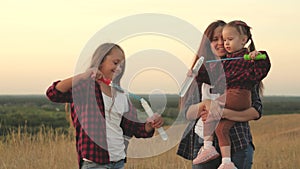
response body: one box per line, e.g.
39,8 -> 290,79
177,20 -> 269,169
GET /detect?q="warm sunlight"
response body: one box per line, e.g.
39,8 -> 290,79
1,0 -> 300,95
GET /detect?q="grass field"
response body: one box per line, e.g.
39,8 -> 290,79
0,114 -> 299,169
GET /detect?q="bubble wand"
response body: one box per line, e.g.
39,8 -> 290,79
100,78 -> 168,141
206,53 -> 266,63
178,54 -> 266,97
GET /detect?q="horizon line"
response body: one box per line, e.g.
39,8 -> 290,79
0,94 -> 300,97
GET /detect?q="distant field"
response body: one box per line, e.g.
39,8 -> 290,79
0,114 -> 299,169
1,95 -> 300,133
261,96 -> 300,114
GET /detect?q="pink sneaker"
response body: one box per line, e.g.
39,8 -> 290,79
192,146 -> 220,164
217,162 -> 237,169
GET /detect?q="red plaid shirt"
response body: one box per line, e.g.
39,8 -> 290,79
222,48 -> 271,90
46,79 -> 154,168
197,48 -> 271,93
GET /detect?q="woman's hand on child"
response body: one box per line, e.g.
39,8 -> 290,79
200,100 -> 222,123
197,99 -> 211,121
199,109 -> 209,122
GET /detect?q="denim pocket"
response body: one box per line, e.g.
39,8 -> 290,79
81,161 -> 98,169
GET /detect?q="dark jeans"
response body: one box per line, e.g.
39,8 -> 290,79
192,135 -> 254,169
81,159 -> 125,169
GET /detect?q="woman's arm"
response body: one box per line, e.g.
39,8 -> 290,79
186,103 -> 201,120
222,107 -> 259,122
200,84 -> 262,122
55,76 -> 74,93
46,68 -> 101,103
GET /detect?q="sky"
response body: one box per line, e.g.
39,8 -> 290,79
0,0 -> 300,96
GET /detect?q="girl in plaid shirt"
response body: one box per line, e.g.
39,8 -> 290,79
46,43 -> 164,169
189,20 -> 271,169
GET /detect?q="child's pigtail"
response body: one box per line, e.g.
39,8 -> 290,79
248,33 -> 256,52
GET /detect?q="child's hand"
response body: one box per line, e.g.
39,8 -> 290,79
79,67 -> 103,81
90,69 -> 103,81
87,68 -> 109,85
146,113 -> 164,129
248,50 -> 261,61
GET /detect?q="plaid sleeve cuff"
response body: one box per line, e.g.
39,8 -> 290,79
251,84 -> 262,120
46,80 -> 72,103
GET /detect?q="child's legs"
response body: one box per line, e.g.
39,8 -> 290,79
203,119 -> 215,142
215,120 -> 235,147
202,100 -> 220,142
215,119 -> 235,157
195,118 -> 204,139
215,89 -> 251,159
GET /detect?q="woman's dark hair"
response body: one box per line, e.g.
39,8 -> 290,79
179,21 -> 227,109
191,20 -> 226,68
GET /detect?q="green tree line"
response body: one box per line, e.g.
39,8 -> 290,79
1,95 -> 300,135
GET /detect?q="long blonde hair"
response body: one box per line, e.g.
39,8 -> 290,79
65,43 -> 125,127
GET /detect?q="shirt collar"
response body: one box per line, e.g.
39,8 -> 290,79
226,48 -> 248,58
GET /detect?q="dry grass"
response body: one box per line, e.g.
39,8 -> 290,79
250,114 -> 300,169
0,114 -> 299,169
0,127 -> 77,169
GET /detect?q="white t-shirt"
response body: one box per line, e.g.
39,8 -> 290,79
194,83 -> 220,139
102,91 -> 129,162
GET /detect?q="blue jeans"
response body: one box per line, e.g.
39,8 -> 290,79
192,136 -> 254,169
81,159 -> 125,169
232,143 -> 254,169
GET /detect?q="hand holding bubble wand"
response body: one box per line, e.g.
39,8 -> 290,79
206,53 -> 266,63
179,54 -> 267,97
179,56 -> 205,97
99,77 -> 168,141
